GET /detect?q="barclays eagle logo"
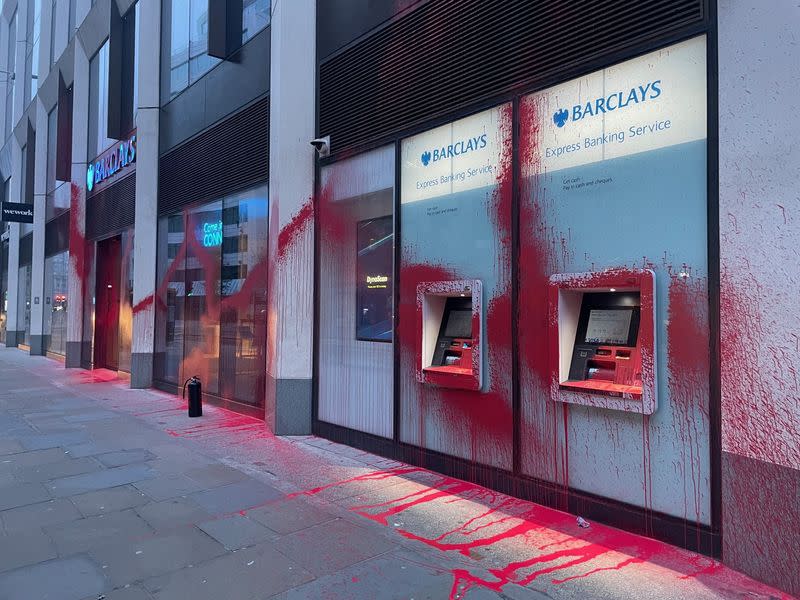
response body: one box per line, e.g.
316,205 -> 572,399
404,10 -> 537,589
86,164 -> 95,191
553,108 -> 569,128
420,151 -> 432,166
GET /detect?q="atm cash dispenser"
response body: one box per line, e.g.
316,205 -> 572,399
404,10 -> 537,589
564,292 -> 642,394
549,269 -> 656,414
417,280 -> 482,390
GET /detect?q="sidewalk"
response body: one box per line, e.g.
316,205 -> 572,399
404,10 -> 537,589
0,346 -> 792,600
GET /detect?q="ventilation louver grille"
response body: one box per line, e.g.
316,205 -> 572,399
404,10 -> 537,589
85,173 -> 136,240
159,96 -> 269,216
319,0 -> 707,155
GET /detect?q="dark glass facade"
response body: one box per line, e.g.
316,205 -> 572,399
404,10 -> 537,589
43,251 -> 68,355
0,240 -> 7,343
154,185 -> 268,411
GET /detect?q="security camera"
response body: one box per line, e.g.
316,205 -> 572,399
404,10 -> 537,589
310,136 -> 330,158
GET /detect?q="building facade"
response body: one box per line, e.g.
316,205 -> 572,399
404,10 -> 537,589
0,0 -> 797,595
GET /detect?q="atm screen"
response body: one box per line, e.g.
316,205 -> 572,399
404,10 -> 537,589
443,309 -> 472,339
584,309 -> 633,345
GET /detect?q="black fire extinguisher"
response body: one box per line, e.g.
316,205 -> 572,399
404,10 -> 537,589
183,376 -> 202,417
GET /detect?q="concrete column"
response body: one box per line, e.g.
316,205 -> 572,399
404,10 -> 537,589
29,96 -> 47,355
718,2 -> 800,596
5,142 -> 22,346
266,0 -> 316,434
130,0 -> 160,388
65,37 -> 88,367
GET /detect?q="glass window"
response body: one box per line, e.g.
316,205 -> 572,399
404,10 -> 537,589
5,10 -> 17,140
154,185 -> 268,411
188,0 -> 218,83
155,213 -> 186,385
168,0 -> 220,100
0,240 -> 8,344
46,107 -> 69,221
242,0 -> 269,44
88,40 -> 113,159
43,251 -> 68,355
68,0 -> 75,37
25,0 -> 42,106
20,144 -> 33,236
49,0 -> 57,67
18,264 -> 32,346
318,146 -> 395,438
118,230 -> 134,372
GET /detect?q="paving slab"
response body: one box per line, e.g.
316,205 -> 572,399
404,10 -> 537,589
143,542 -> 314,600
245,496 -> 337,534
135,498 -> 213,531
13,456 -> 103,483
47,463 -> 156,497
81,585 -> 154,600
189,479 -> 284,515
0,447 -> 70,468
274,550 -> 546,600
0,529 -> 57,573
97,449 -> 157,468
197,514 -> 277,550
276,517 -> 397,577
1,497 -> 83,532
44,509 -> 155,555
132,474 -> 208,501
17,431 -> 92,450
0,440 -> 23,455
184,464 -> 251,487
0,556 -> 105,600
70,485 -> 152,517
89,527 -> 226,588
0,481 -> 51,511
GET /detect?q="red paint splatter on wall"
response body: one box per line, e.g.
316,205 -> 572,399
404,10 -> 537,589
397,104 -> 515,470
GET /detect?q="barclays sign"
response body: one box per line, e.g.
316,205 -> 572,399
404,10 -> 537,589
86,134 -> 137,192
420,133 -> 488,166
553,80 -> 663,128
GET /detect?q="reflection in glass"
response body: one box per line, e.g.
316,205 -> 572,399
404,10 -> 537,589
242,0 -> 270,43
18,265 -> 32,346
44,251 -> 68,355
0,240 -> 8,344
88,41 -> 113,159
154,186 -> 268,410
118,231 -> 134,372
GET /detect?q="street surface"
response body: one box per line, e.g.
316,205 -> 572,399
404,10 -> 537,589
0,347 -> 792,599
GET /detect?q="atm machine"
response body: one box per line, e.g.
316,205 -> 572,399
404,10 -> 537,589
549,269 -> 656,414
417,280 -> 482,391
563,291 -> 642,396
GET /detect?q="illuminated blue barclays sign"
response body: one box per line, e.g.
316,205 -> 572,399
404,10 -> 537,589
201,221 -> 223,247
86,134 -> 137,192
420,133 -> 488,167
552,80 -> 663,128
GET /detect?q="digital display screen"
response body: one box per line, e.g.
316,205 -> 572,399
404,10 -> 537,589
443,309 -> 472,339
356,216 -> 393,342
585,309 -> 632,345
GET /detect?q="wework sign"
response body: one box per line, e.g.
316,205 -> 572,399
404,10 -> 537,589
1,202 -> 34,223
86,132 -> 137,194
